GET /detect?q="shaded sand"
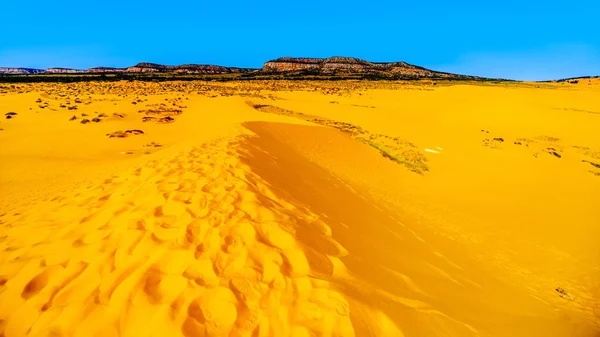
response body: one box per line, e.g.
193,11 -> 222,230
0,80 -> 599,336
239,121 -> 598,337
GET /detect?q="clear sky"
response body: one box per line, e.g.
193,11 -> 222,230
1,0 -> 598,81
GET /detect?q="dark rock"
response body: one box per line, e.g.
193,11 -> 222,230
80,119 -> 90,124
493,138 -> 504,142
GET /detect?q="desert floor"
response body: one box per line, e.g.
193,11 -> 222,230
0,78 -> 599,337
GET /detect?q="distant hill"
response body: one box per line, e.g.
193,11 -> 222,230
46,68 -> 87,74
0,67 -> 45,75
0,57 -> 499,80
124,62 -> 253,74
551,76 -> 599,82
260,57 -> 481,79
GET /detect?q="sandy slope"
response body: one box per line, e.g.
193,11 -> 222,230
0,80 -> 598,337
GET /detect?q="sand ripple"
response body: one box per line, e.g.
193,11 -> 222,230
0,138 -> 354,337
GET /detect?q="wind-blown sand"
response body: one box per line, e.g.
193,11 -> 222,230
0,79 -> 599,337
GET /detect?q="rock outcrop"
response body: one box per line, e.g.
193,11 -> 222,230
46,68 -> 86,74
87,67 -> 127,73
1,57 -> 480,79
0,68 -> 45,75
125,63 -> 252,74
261,57 -> 472,79
126,62 -> 170,73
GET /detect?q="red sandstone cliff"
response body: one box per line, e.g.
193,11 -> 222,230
46,68 -> 86,74
125,63 -> 251,74
261,57 -> 471,78
1,57 -> 480,79
87,67 -> 127,73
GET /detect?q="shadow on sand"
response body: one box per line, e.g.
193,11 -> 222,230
235,121 -> 596,337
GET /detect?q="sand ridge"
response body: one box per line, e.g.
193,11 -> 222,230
0,134 -> 358,337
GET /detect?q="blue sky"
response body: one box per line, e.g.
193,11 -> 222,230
1,0 -> 598,80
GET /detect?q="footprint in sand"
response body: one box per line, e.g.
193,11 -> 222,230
0,138 -> 356,337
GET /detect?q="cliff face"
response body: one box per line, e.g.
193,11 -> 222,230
0,68 -> 45,74
87,67 -> 127,73
261,57 -> 470,78
125,63 -> 252,74
173,65 -> 249,74
126,62 -> 170,73
1,57 -> 478,79
46,68 -> 86,74
262,58 -> 323,72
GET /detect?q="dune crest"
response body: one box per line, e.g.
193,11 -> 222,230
0,133 -> 359,337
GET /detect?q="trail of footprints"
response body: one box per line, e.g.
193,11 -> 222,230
0,139 -> 355,337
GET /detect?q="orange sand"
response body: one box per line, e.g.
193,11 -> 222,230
0,80 -> 599,337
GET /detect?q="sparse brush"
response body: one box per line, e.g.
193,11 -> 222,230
583,160 -> 600,169
357,138 -> 429,174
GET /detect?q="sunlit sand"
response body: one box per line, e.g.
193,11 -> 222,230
0,79 -> 598,336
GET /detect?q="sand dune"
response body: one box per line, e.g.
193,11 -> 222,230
0,80 -> 599,336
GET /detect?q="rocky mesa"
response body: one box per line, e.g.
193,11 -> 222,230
261,56 -> 475,79
46,68 -> 87,74
1,57 -> 482,79
0,67 -> 45,75
125,62 -> 253,74
87,67 -> 127,73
